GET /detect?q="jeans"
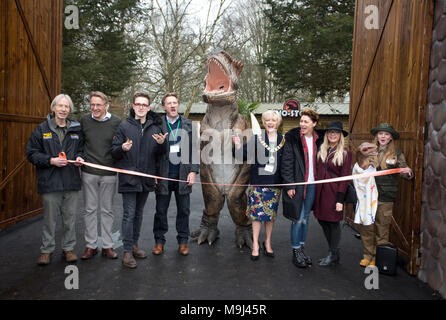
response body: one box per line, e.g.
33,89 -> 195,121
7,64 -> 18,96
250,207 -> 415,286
154,177 -> 191,245
291,184 -> 316,249
121,192 -> 149,252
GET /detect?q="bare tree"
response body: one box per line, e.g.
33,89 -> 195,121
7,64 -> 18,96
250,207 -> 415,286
125,0 -> 230,114
217,0 -> 284,103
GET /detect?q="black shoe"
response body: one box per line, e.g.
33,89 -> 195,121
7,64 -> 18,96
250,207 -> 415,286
251,254 -> 259,261
300,246 -> 312,265
251,246 -> 260,261
292,248 -> 307,268
262,242 -> 275,258
318,250 -> 340,267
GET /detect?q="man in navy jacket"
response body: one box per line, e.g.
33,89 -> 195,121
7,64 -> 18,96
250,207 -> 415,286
26,94 -> 84,266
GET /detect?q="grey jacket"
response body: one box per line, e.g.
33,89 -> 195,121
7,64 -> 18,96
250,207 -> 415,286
155,115 -> 199,195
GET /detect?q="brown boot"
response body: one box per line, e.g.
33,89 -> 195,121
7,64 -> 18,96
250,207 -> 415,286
178,244 -> 189,256
132,245 -> 147,259
122,252 -> 137,269
152,243 -> 164,255
63,251 -> 78,263
37,253 -> 51,266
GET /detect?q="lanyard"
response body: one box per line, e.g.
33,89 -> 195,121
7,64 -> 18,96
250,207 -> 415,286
167,120 -> 180,141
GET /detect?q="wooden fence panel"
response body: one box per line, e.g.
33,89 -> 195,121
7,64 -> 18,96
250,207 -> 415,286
0,0 -> 62,229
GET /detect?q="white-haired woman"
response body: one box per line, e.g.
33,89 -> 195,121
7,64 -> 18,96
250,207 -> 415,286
26,94 -> 84,266
313,121 -> 352,266
233,110 -> 285,260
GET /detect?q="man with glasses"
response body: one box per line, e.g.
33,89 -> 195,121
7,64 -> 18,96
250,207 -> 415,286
80,91 -> 121,260
26,94 -> 84,265
152,93 -> 199,256
111,92 -> 167,268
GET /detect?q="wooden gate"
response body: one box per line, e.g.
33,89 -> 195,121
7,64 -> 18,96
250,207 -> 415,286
347,0 -> 434,275
0,0 -> 63,229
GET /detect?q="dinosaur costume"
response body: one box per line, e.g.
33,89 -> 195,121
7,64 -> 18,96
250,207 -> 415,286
190,49 -> 252,248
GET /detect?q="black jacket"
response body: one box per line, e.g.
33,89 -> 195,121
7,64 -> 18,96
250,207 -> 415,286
26,115 -> 84,194
155,115 -> 199,195
111,109 -> 166,193
234,133 -> 284,186
280,127 -> 324,222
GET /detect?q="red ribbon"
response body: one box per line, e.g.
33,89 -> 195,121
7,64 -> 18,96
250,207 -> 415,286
68,160 -> 403,188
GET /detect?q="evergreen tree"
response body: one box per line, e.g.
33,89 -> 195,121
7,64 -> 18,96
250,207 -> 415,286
264,0 -> 354,101
62,0 -> 141,113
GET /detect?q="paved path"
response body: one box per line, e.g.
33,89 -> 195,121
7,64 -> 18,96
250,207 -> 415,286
0,178 -> 441,300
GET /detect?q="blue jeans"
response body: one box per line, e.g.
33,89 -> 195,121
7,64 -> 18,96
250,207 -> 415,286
121,192 -> 149,252
154,178 -> 191,245
291,184 -> 316,249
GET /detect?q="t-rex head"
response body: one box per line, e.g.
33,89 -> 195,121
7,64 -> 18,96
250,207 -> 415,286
203,49 -> 243,105
356,142 -> 378,169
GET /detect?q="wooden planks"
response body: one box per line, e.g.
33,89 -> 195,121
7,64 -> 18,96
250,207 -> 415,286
0,0 -> 63,229
347,0 -> 434,274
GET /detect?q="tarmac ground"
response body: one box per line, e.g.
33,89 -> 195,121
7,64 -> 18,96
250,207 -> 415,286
0,177 -> 442,302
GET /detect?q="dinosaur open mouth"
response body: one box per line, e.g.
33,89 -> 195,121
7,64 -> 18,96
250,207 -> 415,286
205,58 -> 231,94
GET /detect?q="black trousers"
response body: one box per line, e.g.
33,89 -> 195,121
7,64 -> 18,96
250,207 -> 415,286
318,220 -> 341,252
153,175 -> 190,245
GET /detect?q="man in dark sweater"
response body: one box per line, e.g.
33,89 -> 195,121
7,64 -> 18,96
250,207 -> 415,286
80,91 -> 121,260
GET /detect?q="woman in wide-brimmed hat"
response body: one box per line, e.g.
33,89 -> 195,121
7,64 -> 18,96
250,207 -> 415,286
313,121 -> 352,266
358,123 -> 413,268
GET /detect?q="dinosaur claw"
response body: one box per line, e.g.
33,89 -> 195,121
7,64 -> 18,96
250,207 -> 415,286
235,225 -> 253,248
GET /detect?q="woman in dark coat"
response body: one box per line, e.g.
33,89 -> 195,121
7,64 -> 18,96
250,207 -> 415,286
313,121 -> 352,266
281,108 -> 324,268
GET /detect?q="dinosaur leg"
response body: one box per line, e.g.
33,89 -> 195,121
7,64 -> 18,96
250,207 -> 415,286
190,182 -> 224,245
227,186 -> 252,249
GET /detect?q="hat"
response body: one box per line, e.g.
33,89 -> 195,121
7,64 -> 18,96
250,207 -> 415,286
370,123 -> 400,140
326,121 -> 348,137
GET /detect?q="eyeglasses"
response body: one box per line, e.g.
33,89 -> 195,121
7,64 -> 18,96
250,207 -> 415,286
90,104 -> 105,108
327,130 -> 341,135
134,103 -> 150,108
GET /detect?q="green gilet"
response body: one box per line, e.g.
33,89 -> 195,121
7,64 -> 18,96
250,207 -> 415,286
375,149 -> 402,202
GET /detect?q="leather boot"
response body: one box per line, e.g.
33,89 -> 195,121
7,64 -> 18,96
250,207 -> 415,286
292,248 -> 307,268
132,245 -> 147,259
318,249 -> 340,267
122,252 -> 137,269
300,246 -> 312,265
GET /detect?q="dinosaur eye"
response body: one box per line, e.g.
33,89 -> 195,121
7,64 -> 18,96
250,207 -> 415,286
219,86 -> 225,89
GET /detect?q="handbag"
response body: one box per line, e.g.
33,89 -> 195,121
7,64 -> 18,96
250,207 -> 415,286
325,164 -> 358,204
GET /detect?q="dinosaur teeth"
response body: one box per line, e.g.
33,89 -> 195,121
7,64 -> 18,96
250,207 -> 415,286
210,58 -> 227,75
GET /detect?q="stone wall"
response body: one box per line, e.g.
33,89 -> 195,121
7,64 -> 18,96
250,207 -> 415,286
419,0 -> 446,299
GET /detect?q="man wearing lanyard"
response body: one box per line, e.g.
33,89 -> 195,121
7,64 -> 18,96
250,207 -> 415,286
152,93 -> 199,256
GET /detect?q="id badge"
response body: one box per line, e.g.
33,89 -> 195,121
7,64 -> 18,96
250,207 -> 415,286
264,164 -> 275,173
170,144 -> 180,153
